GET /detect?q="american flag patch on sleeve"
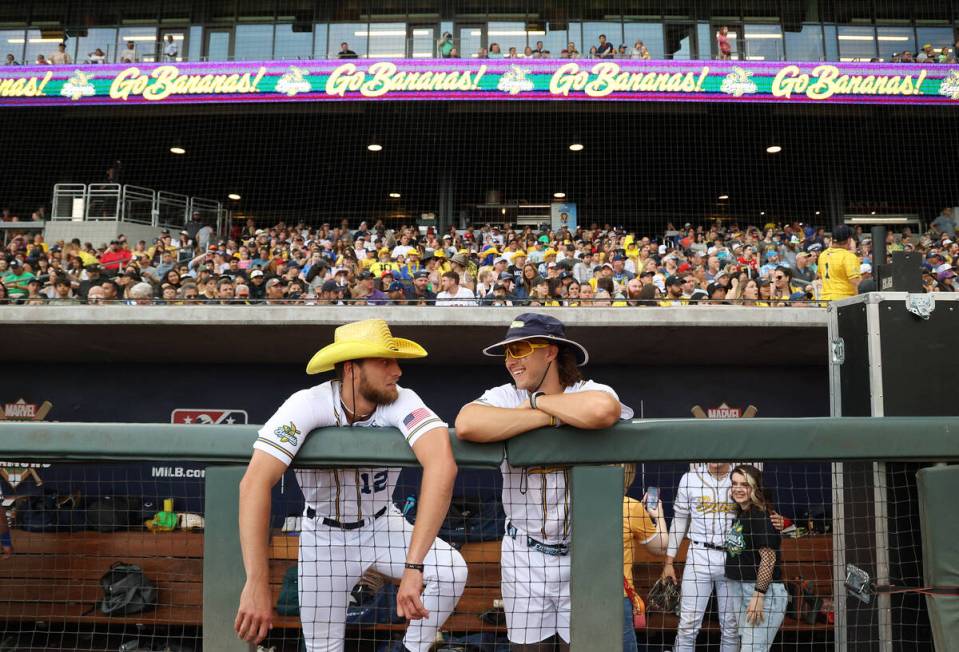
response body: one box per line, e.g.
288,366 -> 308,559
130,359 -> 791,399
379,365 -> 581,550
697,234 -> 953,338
401,407 -> 443,444
403,408 -> 433,429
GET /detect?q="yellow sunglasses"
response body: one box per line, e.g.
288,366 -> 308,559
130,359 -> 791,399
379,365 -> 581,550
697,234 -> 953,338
504,340 -> 551,359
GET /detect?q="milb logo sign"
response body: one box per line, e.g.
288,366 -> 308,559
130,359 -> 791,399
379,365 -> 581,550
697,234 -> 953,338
158,409 -> 248,480
170,408 -> 248,425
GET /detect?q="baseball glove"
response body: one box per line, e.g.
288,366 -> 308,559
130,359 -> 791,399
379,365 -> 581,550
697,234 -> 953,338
647,577 -> 682,617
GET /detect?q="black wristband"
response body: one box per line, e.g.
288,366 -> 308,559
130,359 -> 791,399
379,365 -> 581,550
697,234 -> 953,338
530,391 -> 544,409
754,585 -> 767,595
404,562 -> 424,572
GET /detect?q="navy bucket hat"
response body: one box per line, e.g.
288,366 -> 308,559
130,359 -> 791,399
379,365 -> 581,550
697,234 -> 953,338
482,313 -> 589,366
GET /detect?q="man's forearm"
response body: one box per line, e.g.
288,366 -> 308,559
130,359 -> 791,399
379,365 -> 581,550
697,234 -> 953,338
406,461 -> 456,564
666,512 -> 689,558
535,391 -> 620,429
238,478 -> 273,584
455,404 -> 551,442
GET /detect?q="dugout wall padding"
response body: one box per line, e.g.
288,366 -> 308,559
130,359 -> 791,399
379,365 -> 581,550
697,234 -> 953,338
917,465 -> 959,652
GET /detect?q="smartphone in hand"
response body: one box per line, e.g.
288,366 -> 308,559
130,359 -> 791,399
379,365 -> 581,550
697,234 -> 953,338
645,486 -> 660,512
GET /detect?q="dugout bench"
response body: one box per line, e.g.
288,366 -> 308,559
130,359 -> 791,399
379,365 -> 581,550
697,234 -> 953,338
0,529 -> 833,642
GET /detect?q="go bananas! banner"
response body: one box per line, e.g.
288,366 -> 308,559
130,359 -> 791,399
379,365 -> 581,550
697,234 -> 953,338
0,59 -> 956,106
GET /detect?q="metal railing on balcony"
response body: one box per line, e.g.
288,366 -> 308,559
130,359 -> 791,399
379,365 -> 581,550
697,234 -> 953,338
51,183 -> 225,231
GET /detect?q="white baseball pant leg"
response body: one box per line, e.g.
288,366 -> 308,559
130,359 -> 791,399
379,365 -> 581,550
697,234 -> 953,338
500,531 -> 572,645
298,517 -> 373,652
370,508 -> 468,652
673,546 -> 739,652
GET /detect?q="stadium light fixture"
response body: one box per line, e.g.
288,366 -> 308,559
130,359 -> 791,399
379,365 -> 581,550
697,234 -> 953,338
367,143 -> 383,152
228,193 -> 241,201
170,146 -> 186,155
847,216 -> 910,224
816,211 -> 821,215
553,192 -> 566,199
718,194 -> 729,200
766,145 -> 782,154
569,143 -> 584,151
760,211 -> 766,216
389,192 -> 401,199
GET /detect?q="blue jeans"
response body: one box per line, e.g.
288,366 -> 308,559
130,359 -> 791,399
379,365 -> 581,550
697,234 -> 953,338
623,597 -> 637,652
726,580 -> 787,651
622,597 -> 649,652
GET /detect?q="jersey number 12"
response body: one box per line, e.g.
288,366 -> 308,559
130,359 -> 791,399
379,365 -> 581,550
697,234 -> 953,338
360,471 -> 388,494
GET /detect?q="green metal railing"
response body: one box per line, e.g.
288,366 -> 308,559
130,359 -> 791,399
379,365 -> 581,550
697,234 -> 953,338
2,418 -> 958,651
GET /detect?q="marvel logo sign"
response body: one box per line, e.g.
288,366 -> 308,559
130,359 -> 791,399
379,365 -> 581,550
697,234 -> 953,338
691,403 -> 758,419
1,399 -> 52,421
708,403 -> 742,419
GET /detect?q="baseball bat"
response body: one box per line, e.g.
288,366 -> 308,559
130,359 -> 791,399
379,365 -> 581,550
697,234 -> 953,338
33,401 -> 53,421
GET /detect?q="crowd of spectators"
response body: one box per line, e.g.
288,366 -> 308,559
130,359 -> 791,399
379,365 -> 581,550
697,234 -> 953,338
12,33 -> 958,66
4,36 -> 178,66
2,208 -> 957,307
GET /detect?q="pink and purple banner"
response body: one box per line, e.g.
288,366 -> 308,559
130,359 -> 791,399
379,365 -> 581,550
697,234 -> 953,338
0,58 -> 957,107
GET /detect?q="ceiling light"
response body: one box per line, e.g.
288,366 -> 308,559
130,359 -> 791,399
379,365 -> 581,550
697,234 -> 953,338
871,211 -> 877,215
553,192 -> 566,199
718,194 -> 729,200
569,143 -> 584,151
815,211 -> 821,215
766,145 -> 782,154
760,211 -> 766,216
501,208 -> 506,215
228,193 -> 241,201
847,216 -> 910,224
389,192 -> 401,198
170,146 -> 186,155
367,143 -> 383,152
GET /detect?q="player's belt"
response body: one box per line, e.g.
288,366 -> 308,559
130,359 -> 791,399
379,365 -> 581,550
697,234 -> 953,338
506,523 -> 569,557
305,506 -> 387,530
691,539 -> 726,552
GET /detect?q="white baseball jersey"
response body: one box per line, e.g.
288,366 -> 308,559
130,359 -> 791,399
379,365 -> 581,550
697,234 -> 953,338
668,465 -> 735,553
254,381 -> 447,522
473,380 -> 634,544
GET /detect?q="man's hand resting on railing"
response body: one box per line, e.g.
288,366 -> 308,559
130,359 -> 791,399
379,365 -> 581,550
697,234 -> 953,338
235,578 -> 274,644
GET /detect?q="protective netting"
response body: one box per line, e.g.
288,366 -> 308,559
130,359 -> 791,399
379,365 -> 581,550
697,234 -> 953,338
3,60 -> 959,306
0,456 -> 939,651
0,461 -> 205,651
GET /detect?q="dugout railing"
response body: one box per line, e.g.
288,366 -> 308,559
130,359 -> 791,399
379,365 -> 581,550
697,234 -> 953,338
1,418 -> 957,651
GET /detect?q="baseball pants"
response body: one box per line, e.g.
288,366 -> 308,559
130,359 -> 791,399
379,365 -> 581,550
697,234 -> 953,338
298,507 -> 467,652
673,545 -> 738,652
500,529 -> 571,645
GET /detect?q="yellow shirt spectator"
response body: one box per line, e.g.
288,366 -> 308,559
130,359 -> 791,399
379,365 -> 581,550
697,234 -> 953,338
369,260 -> 399,277
623,496 -> 659,607
818,245 -> 861,301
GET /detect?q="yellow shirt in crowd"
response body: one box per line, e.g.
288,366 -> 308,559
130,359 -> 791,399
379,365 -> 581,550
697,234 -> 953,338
623,497 -> 658,607
818,246 -> 861,301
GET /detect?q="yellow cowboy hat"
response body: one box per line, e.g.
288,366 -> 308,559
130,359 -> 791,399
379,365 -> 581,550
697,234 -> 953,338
306,319 -> 427,374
